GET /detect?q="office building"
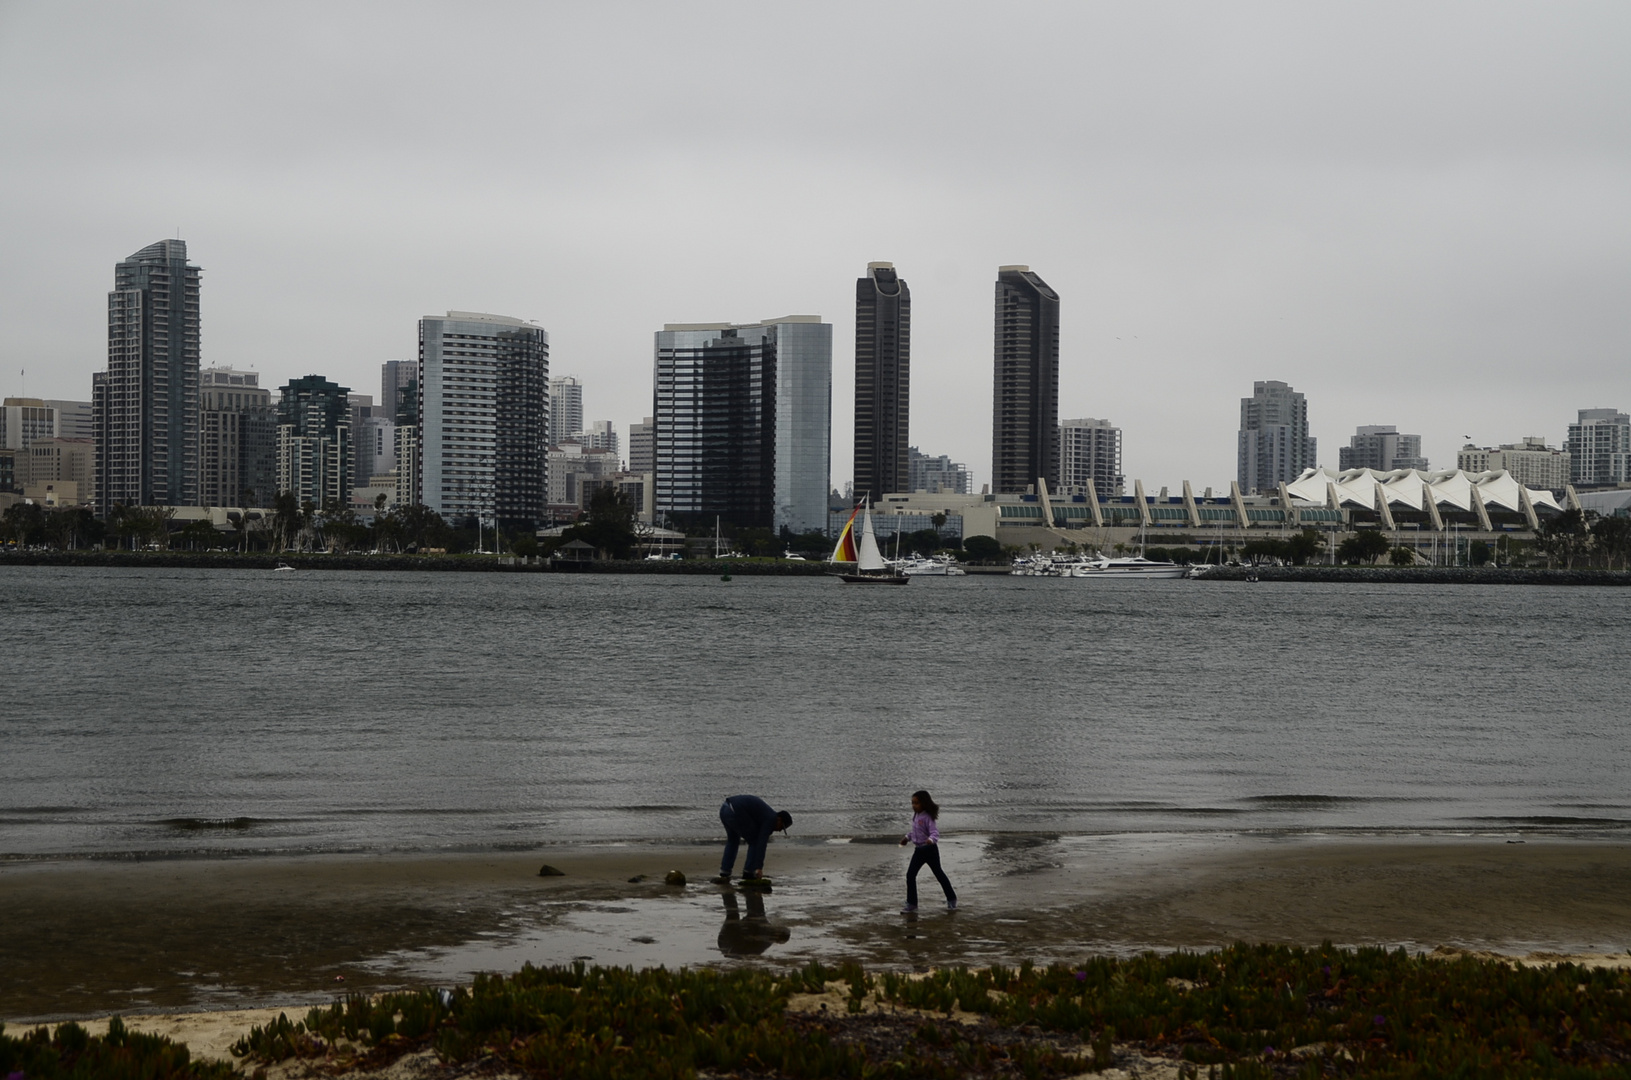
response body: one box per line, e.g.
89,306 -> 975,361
550,375 -> 582,447
547,443 -> 621,510
0,449 -> 13,493
992,265 -> 1060,494
1457,437 -> 1571,492
199,367 -> 276,507
653,316 -> 831,533
628,416 -> 655,475
907,446 -> 973,496
854,261 -> 910,504
46,400 -> 93,440
347,394 -> 396,491
381,360 -> 416,426
1565,408 -> 1631,486
1237,380 -> 1316,495
97,239 -> 201,514
575,419 -> 619,455
276,375 -> 352,509
22,438 -> 96,504
1059,418 -> 1124,500
1339,425 -> 1427,472
420,311 -> 550,528
2,398 -> 59,451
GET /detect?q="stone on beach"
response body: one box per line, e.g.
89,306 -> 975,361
537,864 -> 565,877
665,870 -> 687,886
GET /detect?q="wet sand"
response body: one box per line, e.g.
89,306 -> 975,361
4,833 -> 1629,1023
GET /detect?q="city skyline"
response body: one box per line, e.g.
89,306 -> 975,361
3,6 -> 1625,495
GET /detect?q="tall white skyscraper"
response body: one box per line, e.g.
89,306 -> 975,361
1565,408 -> 1631,486
1058,418 -> 1124,499
420,311 -> 550,527
550,375 -> 582,447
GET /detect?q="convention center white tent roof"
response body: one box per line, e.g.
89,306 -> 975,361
1286,467 -> 1563,517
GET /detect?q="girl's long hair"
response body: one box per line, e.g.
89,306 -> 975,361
912,789 -> 939,820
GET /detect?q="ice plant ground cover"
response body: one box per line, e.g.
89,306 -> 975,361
8,943 -> 1631,1078
224,944 -> 1631,1078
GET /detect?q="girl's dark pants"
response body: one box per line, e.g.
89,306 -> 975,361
907,843 -> 955,906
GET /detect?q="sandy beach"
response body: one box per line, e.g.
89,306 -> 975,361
5,832 -> 1630,1028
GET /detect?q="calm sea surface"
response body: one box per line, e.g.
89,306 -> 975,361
2,566 -> 1627,859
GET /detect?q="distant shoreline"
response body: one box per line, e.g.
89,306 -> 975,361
3,550 -> 1628,583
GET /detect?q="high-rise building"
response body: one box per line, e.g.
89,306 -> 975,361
97,239 -> 201,514
628,416 -> 655,475
45,400 -> 94,441
381,360 -> 416,427
276,375 -> 352,509
1565,408 -> 1631,486
1059,418 -> 1124,500
854,261 -> 910,504
992,265 -> 1060,494
347,394 -> 397,491
1338,425 -> 1426,472
1237,380 -> 1316,494
576,419 -> 618,455
1,398 -> 59,451
198,367 -> 275,507
654,316 -> 831,533
550,375 -> 582,447
1457,437 -> 1570,492
547,443 -> 621,509
420,311 -> 550,528
907,447 -> 973,495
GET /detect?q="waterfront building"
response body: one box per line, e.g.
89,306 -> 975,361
1,398 -> 59,451
1339,425 -> 1426,472
1058,418 -> 1124,500
1457,437 -> 1570,493
393,425 -> 420,509
1565,408 -> 1631,486
347,393 -> 396,492
276,375 -> 352,509
1237,380 -> 1316,495
0,449 -> 13,493
627,416 -> 655,475
854,261 -> 910,504
653,316 -> 831,534
199,367 -> 276,507
908,446 -> 973,496
420,311 -> 550,529
992,266 -> 1060,495
550,375 -> 582,449
97,239 -> 201,514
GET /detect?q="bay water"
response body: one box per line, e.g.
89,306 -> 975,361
2,566 -> 1627,859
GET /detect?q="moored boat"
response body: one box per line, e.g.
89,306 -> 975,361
1069,555 -> 1186,578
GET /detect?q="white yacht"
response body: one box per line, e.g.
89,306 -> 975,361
1070,556 -> 1186,579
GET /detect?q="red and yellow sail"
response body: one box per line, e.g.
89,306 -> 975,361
829,503 -> 862,562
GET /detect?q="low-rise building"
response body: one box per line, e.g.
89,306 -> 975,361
23,437 -> 96,504
1457,437 -> 1570,492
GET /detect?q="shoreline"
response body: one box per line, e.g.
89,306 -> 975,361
6,833 -> 1630,1024
5,550 -> 1628,582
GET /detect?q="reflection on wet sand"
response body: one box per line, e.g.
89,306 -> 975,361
718,889 -> 791,957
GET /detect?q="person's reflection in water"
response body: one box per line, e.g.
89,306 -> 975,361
717,888 -> 791,957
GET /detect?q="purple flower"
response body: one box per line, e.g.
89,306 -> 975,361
8,1071 -> 26,1080
1323,966 -> 1332,975
1074,971 -> 1087,982
1374,1015 -> 1386,1026
1263,1046 -> 1275,1057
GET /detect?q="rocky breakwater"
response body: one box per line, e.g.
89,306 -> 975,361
1193,564 -> 1631,586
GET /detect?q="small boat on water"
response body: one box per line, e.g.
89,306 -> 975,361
1070,555 -> 1186,578
897,554 -> 967,576
830,500 -> 908,584
273,563 -> 296,572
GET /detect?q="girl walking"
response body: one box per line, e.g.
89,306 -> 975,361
899,789 -> 957,912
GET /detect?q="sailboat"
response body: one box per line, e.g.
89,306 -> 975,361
830,499 -> 908,584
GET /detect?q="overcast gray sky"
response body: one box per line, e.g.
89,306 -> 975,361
2,1 -> 1627,493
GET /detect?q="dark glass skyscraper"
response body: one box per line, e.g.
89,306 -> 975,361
853,261 -> 909,503
96,239 -> 201,514
991,265 -> 1060,494
654,317 -> 831,534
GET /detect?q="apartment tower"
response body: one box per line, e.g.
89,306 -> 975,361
419,311 -> 550,528
992,265 -> 1060,494
1237,380 -> 1316,494
96,239 -> 201,514
198,367 -> 275,506
1059,417 -> 1125,500
1565,408 -> 1631,486
853,262 -> 910,503
550,375 -> 583,447
276,375 -> 352,509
